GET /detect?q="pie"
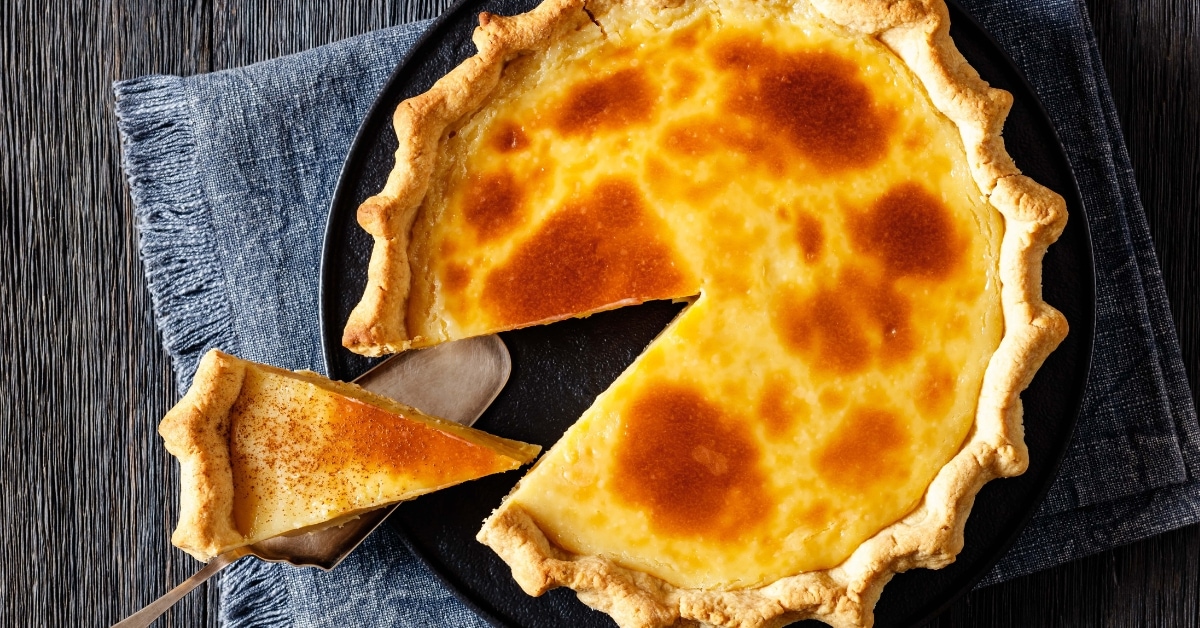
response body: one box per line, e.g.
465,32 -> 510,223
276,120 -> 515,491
160,349 -> 540,562
342,0 -> 1069,625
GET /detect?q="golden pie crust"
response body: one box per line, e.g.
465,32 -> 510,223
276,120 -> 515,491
341,0 -> 1069,625
160,349 -> 539,562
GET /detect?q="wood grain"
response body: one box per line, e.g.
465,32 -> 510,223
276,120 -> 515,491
0,0 -> 1195,626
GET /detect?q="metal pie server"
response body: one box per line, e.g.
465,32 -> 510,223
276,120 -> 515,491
113,335 -> 512,628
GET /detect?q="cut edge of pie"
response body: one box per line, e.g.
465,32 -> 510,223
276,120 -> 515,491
340,0 -> 1070,626
160,348 -> 541,562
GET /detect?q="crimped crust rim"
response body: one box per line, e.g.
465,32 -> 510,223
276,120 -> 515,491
159,349 -> 248,561
343,0 -> 1070,625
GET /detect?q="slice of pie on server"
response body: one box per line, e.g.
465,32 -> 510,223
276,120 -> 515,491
160,349 -> 539,562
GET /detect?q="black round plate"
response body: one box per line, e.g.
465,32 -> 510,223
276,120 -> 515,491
319,1 -> 1095,625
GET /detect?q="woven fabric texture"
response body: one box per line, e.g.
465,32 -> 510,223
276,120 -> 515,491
113,0 -> 1198,624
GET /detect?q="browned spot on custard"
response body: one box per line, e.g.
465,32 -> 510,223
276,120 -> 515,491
774,269 -> 916,374
849,268 -> 917,366
850,182 -> 965,281
798,501 -> 832,529
482,178 -> 691,326
669,26 -> 701,51
669,65 -> 702,103
661,117 -> 781,173
815,405 -> 910,491
644,155 -> 670,184
661,119 -> 716,156
819,388 -> 847,411
711,36 -> 894,171
461,170 -> 524,240
903,128 -> 926,151
775,282 -> 870,374
327,396 -> 503,477
758,372 -> 809,438
490,120 -> 529,153
916,357 -> 957,417
794,211 -> 824,262
554,68 -> 657,136
606,45 -> 636,63
442,263 -> 469,293
613,382 -> 771,540
643,155 -> 713,209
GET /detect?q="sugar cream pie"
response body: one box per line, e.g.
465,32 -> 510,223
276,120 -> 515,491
160,349 -> 540,561
342,0 -> 1069,625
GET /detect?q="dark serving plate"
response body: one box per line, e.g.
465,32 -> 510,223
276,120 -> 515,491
319,1 -> 1095,625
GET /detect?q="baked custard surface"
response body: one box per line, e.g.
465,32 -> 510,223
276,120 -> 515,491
342,0 -> 1069,625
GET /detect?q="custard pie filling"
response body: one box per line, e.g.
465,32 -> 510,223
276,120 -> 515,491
396,7 -> 1003,589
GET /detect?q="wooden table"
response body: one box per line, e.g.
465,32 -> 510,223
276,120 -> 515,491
2,1 -> 1196,625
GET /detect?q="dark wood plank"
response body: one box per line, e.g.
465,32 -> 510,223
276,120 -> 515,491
0,0 -> 1195,626
208,0 -> 449,70
0,1 -> 216,625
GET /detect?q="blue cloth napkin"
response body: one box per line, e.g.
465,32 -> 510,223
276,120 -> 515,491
115,0 -> 1199,625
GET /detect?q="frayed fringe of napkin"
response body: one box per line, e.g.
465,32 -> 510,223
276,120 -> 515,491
220,558 -> 293,628
114,75 -> 241,392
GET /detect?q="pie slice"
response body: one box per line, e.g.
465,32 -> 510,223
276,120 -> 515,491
160,349 -> 540,562
342,0 -> 1068,625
